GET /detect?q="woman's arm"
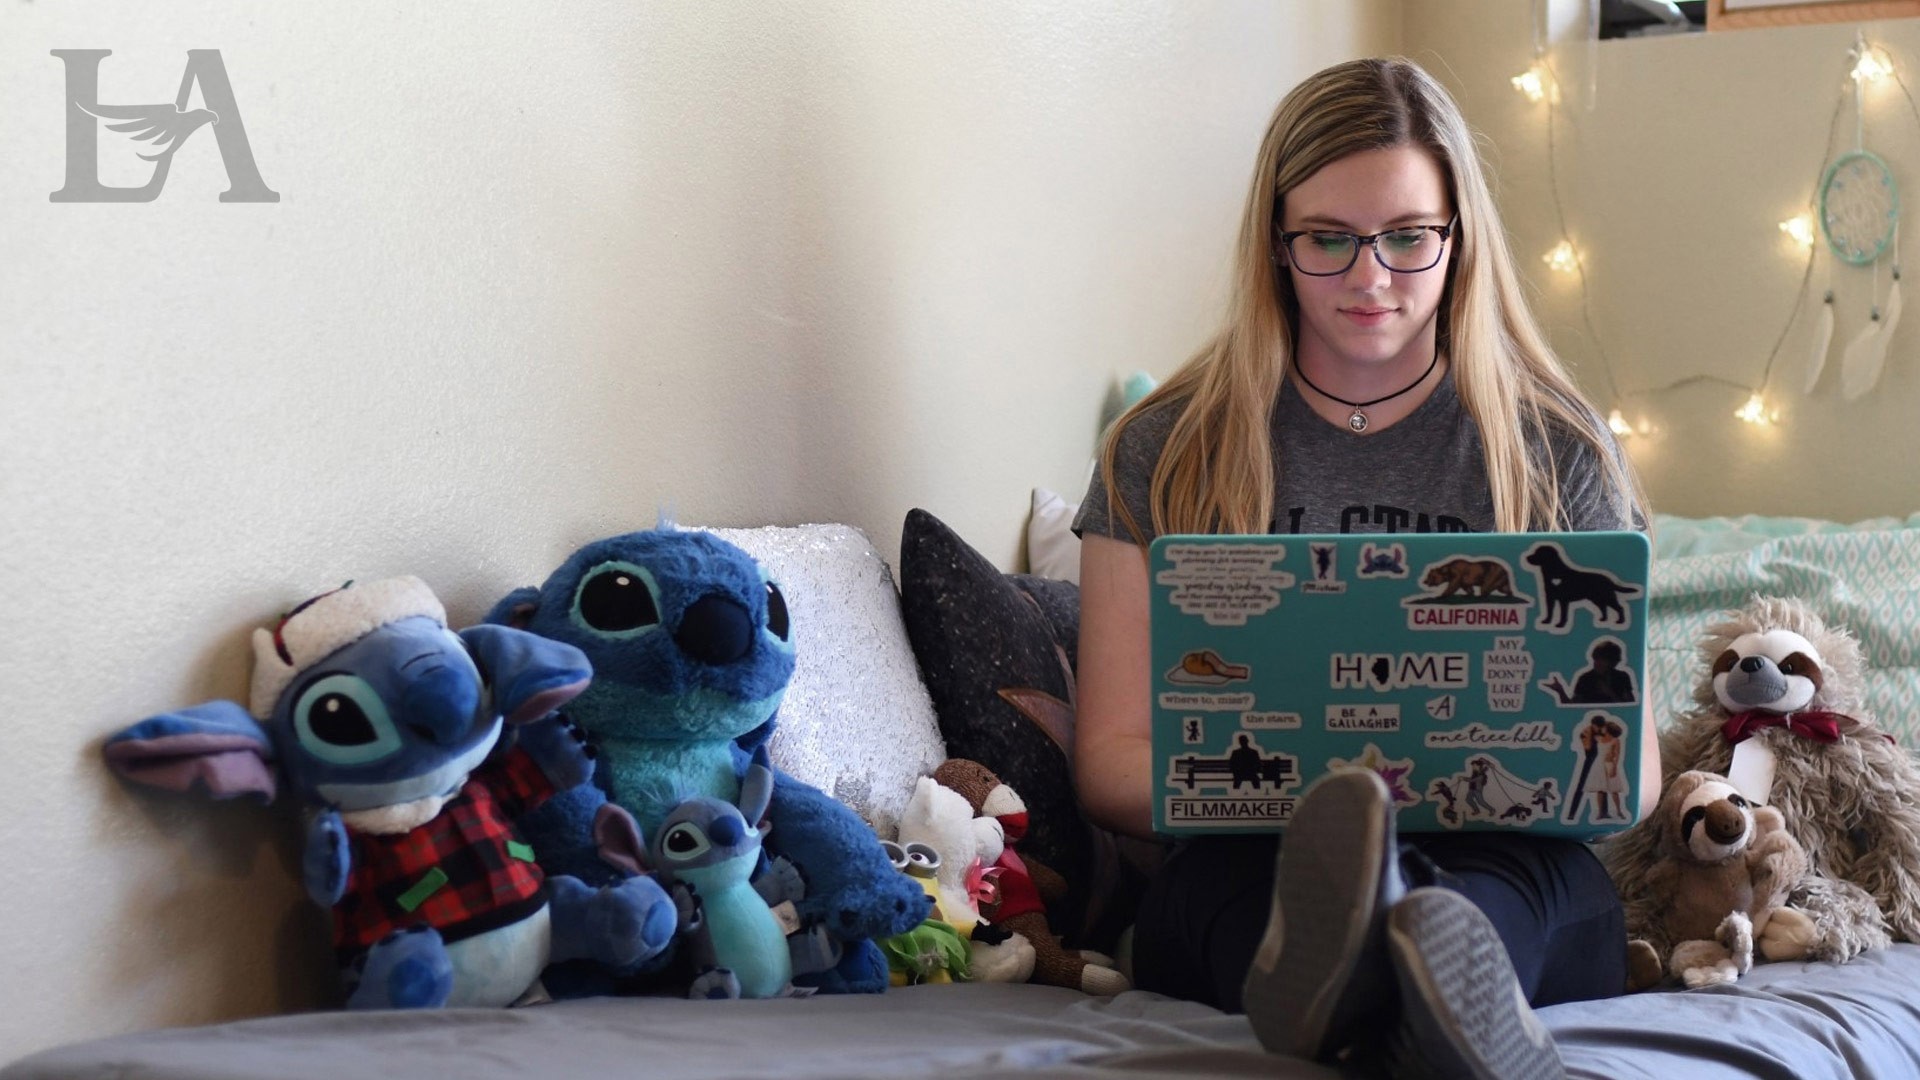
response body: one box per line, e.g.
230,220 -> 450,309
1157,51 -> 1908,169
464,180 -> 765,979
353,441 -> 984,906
1074,532 -> 1158,841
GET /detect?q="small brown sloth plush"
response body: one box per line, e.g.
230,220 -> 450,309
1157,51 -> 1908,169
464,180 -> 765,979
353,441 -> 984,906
1626,770 -> 1811,987
1604,596 -> 1920,968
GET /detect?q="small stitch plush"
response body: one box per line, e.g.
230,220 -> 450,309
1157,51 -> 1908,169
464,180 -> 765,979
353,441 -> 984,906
592,747 -> 841,999
102,577 -> 677,1009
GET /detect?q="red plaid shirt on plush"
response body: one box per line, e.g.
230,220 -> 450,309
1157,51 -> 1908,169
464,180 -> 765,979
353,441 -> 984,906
331,746 -> 556,958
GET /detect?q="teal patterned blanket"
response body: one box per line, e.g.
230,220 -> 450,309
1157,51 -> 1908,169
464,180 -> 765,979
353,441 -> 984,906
1648,515 -> 1920,744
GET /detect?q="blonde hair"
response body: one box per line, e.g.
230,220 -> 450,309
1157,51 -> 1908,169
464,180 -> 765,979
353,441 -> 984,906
1101,57 -> 1648,541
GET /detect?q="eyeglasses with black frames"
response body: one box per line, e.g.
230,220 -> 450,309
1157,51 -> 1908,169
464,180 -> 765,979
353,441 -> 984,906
1275,216 -> 1458,276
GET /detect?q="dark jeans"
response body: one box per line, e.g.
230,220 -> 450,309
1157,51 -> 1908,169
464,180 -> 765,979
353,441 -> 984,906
1131,832 -> 1626,1013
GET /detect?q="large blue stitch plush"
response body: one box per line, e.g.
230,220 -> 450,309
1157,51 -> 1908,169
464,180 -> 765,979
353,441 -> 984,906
491,528 -> 931,993
102,576 -> 678,1009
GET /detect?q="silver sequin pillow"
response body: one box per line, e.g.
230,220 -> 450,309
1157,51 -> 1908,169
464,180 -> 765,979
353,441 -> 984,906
707,524 -> 948,838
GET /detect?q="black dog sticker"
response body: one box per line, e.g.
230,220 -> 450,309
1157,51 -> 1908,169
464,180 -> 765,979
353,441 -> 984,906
1521,542 -> 1639,631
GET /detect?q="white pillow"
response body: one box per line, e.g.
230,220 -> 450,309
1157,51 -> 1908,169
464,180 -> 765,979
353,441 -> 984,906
707,524 -> 948,838
1026,487 -> 1082,583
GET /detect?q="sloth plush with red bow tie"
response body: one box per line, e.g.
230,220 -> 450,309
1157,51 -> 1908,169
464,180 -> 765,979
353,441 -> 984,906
1605,595 -> 1920,968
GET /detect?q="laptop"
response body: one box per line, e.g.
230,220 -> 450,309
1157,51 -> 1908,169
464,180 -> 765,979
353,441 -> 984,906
1147,531 -> 1650,838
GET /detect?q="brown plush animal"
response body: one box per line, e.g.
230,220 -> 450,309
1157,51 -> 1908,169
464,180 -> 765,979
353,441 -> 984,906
1421,558 -> 1515,599
1604,596 -> 1918,965
1627,771 -> 1811,987
932,759 -> 1129,995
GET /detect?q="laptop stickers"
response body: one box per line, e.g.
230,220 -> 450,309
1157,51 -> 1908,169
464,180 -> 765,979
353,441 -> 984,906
1148,532 -> 1649,838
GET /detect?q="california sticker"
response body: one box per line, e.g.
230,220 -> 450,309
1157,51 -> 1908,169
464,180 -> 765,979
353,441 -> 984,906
1402,555 -> 1531,631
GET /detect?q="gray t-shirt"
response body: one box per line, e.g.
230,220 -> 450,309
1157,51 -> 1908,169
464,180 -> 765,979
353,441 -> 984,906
1073,372 -> 1633,542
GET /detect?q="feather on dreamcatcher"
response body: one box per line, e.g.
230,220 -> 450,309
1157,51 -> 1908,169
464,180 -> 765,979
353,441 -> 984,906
1806,41 -> 1904,400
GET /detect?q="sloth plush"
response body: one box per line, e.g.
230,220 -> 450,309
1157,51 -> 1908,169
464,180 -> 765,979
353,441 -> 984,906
1629,771 -> 1811,987
1604,595 -> 1920,963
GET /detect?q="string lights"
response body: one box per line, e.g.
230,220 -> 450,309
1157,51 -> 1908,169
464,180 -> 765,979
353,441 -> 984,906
1513,22 -> 1898,435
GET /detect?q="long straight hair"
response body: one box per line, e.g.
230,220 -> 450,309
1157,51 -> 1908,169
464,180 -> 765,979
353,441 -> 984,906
1102,58 -> 1648,541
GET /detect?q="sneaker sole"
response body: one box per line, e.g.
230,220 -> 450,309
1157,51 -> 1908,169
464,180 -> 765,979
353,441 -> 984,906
1243,770 -> 1390,1060
1387,889 -> 1564,1080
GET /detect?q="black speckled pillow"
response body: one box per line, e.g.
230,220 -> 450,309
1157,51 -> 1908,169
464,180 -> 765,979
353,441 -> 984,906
898,508 -> 1141,950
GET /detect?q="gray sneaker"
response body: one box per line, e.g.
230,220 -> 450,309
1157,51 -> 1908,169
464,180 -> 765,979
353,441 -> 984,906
1384,888 -> 1565,1080
1242,768 -> 1405,1061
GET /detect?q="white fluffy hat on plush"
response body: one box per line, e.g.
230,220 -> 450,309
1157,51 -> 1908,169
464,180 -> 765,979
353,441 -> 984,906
248,576 -> 447,719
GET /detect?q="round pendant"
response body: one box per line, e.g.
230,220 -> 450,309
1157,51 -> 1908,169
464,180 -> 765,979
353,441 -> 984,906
1347,410 -> 1369,433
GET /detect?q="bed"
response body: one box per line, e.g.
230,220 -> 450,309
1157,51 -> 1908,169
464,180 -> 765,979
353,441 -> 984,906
9,513 -> 1920,1080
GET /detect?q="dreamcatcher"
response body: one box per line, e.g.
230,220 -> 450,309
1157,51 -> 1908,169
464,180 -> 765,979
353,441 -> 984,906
1806,42 -> 1904,400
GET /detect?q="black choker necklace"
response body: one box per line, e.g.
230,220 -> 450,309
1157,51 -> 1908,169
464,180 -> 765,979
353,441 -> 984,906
1292,345 -> 1441,433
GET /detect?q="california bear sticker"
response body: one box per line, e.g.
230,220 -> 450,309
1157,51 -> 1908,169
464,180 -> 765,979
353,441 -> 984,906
1402,555 -> 1531,630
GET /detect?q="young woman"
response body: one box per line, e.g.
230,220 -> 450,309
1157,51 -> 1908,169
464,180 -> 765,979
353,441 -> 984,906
1072,58 -> 1655,1079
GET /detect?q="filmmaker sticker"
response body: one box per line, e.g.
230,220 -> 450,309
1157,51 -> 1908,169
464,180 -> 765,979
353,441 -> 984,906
1537,636 -> 1639,707
1356,542 -> 1409,579
1326,703 -> 1400,732
1424,721 -> 1562,751
1327,743 -> 1422,809
1331,651 -> 1469,691
1165,649 -> 1251,686
1165,733 -> 1300,795
1562,712 -> 1632,825
1520,541 -> 1640,634
1303,542 -> 1347,594
1402,555 -> 1531,630
1426,694 -> 1457,721
1482,636 -> 1535,713
1156,542 -> 1295,626
1427,755 -> 1561,828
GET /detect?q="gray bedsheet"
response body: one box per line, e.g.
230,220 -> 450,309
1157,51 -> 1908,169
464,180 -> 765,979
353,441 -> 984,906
10,946 -> 1920,1079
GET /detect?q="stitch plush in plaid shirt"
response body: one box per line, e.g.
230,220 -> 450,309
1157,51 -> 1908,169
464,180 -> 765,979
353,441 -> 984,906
331,744 -> 556,959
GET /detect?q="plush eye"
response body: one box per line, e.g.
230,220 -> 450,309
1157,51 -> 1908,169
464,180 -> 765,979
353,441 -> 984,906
572,561 -> 662,637
293,674 -> 401,765
904,842 -> 941,872
1728,794 -> 1749,808
662,824 -> 709,861
1711,649 -> 1740,676
1781,652 -> 1823,689
764,582 -> 790,641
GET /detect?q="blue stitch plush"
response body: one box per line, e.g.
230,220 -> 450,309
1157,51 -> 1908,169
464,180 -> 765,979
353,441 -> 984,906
491,528 -> 931,993
102,576 -> 677,1009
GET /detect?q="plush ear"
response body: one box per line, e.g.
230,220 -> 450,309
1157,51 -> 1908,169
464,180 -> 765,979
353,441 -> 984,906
593,802 -> 650,877
738,745 -> 775,828
102,700 -> 277,802
483,587 -> 543,630
459,624 -> 592,724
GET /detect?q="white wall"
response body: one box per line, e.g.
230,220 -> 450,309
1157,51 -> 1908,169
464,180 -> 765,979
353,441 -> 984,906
1409,0 -> 1920,520
0,1 -> 1399,1058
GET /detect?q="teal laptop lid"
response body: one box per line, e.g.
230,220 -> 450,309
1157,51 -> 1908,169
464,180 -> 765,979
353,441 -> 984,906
1147,531 -> 1650,838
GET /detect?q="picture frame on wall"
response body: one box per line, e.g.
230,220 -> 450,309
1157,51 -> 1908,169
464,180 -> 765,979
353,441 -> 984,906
1708,0 -> 1920,30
